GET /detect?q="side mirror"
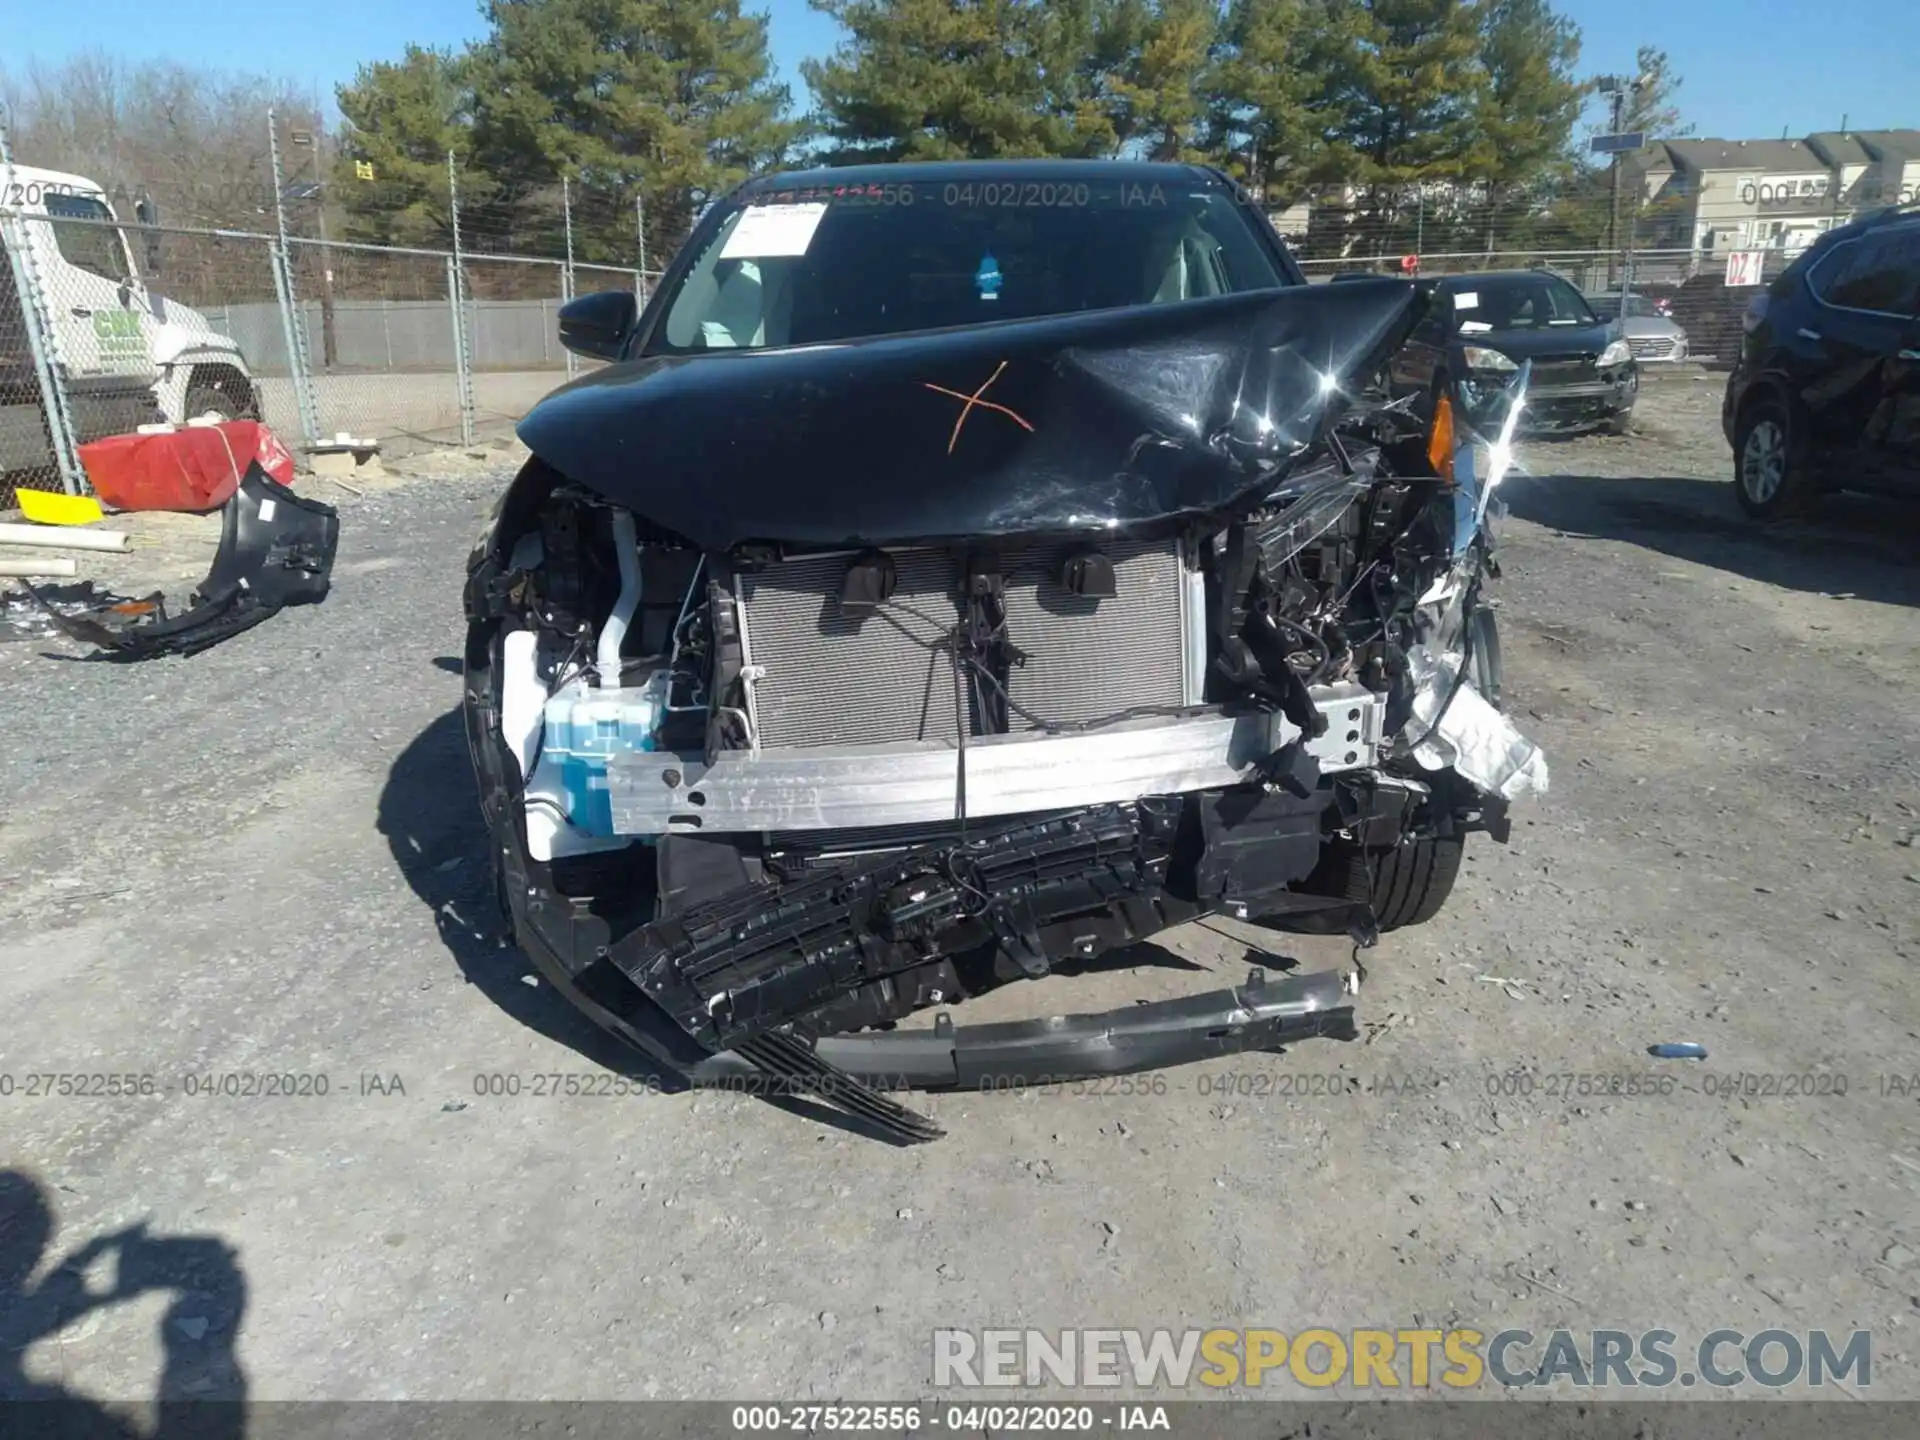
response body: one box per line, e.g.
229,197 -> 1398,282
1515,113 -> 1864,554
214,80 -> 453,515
558,290 -> 638,361
134,197 -> 162,275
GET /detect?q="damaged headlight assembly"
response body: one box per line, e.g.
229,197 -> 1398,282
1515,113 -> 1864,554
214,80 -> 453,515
461,269 -> 1549,1142
1460,345 -> 1518,374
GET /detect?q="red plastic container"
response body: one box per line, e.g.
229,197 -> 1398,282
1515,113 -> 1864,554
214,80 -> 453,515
78,421 -> 297,513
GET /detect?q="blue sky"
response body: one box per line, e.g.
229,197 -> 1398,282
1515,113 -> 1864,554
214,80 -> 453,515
0,0 -> 1910,144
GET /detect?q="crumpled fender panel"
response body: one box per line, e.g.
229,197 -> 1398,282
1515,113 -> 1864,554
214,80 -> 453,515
37,464 -> 338,660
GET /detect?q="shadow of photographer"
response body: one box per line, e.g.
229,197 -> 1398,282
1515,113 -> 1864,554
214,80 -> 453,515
1,1169 -> 247,1438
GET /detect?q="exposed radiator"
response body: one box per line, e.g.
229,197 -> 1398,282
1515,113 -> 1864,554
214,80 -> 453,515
738,540 -> 1191,749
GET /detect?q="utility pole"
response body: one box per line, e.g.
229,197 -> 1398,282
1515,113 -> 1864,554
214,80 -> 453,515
314,195 -> 337,370
1595,72 -> 1648,288
1604,84 -> 1626,260
289,123 -> 338,369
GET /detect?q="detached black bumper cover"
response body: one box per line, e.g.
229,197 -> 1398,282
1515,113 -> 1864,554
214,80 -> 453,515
494,792 -> 1367,1142
35,464 -> 338,660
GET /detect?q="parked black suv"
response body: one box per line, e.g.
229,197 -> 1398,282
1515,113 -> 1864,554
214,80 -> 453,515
1722,205 -> 1920,519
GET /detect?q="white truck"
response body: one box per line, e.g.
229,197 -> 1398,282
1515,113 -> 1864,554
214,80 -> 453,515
2,162 -> 261,488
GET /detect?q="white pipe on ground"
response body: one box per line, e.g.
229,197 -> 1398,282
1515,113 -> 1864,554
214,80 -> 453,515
0,523 -> 132,553
0,557 -> 79,578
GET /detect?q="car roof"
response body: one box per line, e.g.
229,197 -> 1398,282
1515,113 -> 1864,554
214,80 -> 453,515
739,158 -> 1232,195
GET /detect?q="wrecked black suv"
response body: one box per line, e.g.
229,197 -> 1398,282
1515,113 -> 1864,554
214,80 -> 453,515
462,161 -> 1547,1140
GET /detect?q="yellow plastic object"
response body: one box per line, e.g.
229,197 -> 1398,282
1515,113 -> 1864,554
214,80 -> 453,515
15,488 -> 106,526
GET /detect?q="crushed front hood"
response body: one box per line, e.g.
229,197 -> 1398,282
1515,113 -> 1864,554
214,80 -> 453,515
517,281 -> 1424,550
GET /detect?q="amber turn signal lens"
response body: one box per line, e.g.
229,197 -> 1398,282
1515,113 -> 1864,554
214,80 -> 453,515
1427,392 -> 1456,474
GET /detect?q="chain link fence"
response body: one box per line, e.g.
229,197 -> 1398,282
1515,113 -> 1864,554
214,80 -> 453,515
284,236 -> 469,449
1,206 -> 663,508
2,208 -> 80,503
1,108 -> 674,507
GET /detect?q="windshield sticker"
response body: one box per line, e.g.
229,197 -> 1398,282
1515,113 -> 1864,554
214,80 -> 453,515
1453,291 -> 1479,310
1459,320 -> 1493,333
975,252 -> 1004,301
720,201 -> 827,260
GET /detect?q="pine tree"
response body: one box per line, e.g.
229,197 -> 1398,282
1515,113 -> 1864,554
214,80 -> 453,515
1102,0 -> 1219,161
1474,0 -> 1584,181
1203,0 -> 1340,201
1316,0 -> 1490,187
801,0 -> 1123,161
333,47 -> 475,248
467,0 -> 801,257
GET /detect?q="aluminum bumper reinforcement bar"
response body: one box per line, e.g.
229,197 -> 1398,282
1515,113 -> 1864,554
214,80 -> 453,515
608,686 -> 1387,835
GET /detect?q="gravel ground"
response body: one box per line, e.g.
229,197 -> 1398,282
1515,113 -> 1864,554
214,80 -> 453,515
2,368 -> 1918,1408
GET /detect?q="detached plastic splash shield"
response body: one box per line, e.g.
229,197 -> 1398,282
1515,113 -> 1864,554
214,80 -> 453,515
37,464 -> 339,661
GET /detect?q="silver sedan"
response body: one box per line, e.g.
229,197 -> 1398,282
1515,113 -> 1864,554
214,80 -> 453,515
1587,292 -> 1691,362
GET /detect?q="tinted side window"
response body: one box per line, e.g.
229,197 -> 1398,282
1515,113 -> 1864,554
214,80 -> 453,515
1809,227 -> 1920,315
43,193 -> 132,284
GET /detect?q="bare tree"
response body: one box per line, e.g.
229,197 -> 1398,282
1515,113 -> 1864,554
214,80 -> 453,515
2,53 -> 321,224
2,53 -> 323,302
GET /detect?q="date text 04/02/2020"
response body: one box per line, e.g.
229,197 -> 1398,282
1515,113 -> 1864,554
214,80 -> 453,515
729,1405 -> 1170,1432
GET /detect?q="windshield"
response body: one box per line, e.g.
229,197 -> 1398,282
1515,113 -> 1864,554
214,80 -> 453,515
44,193 -> 132,284
1448,275 -> 1597,334
650,178 -> 1289,353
